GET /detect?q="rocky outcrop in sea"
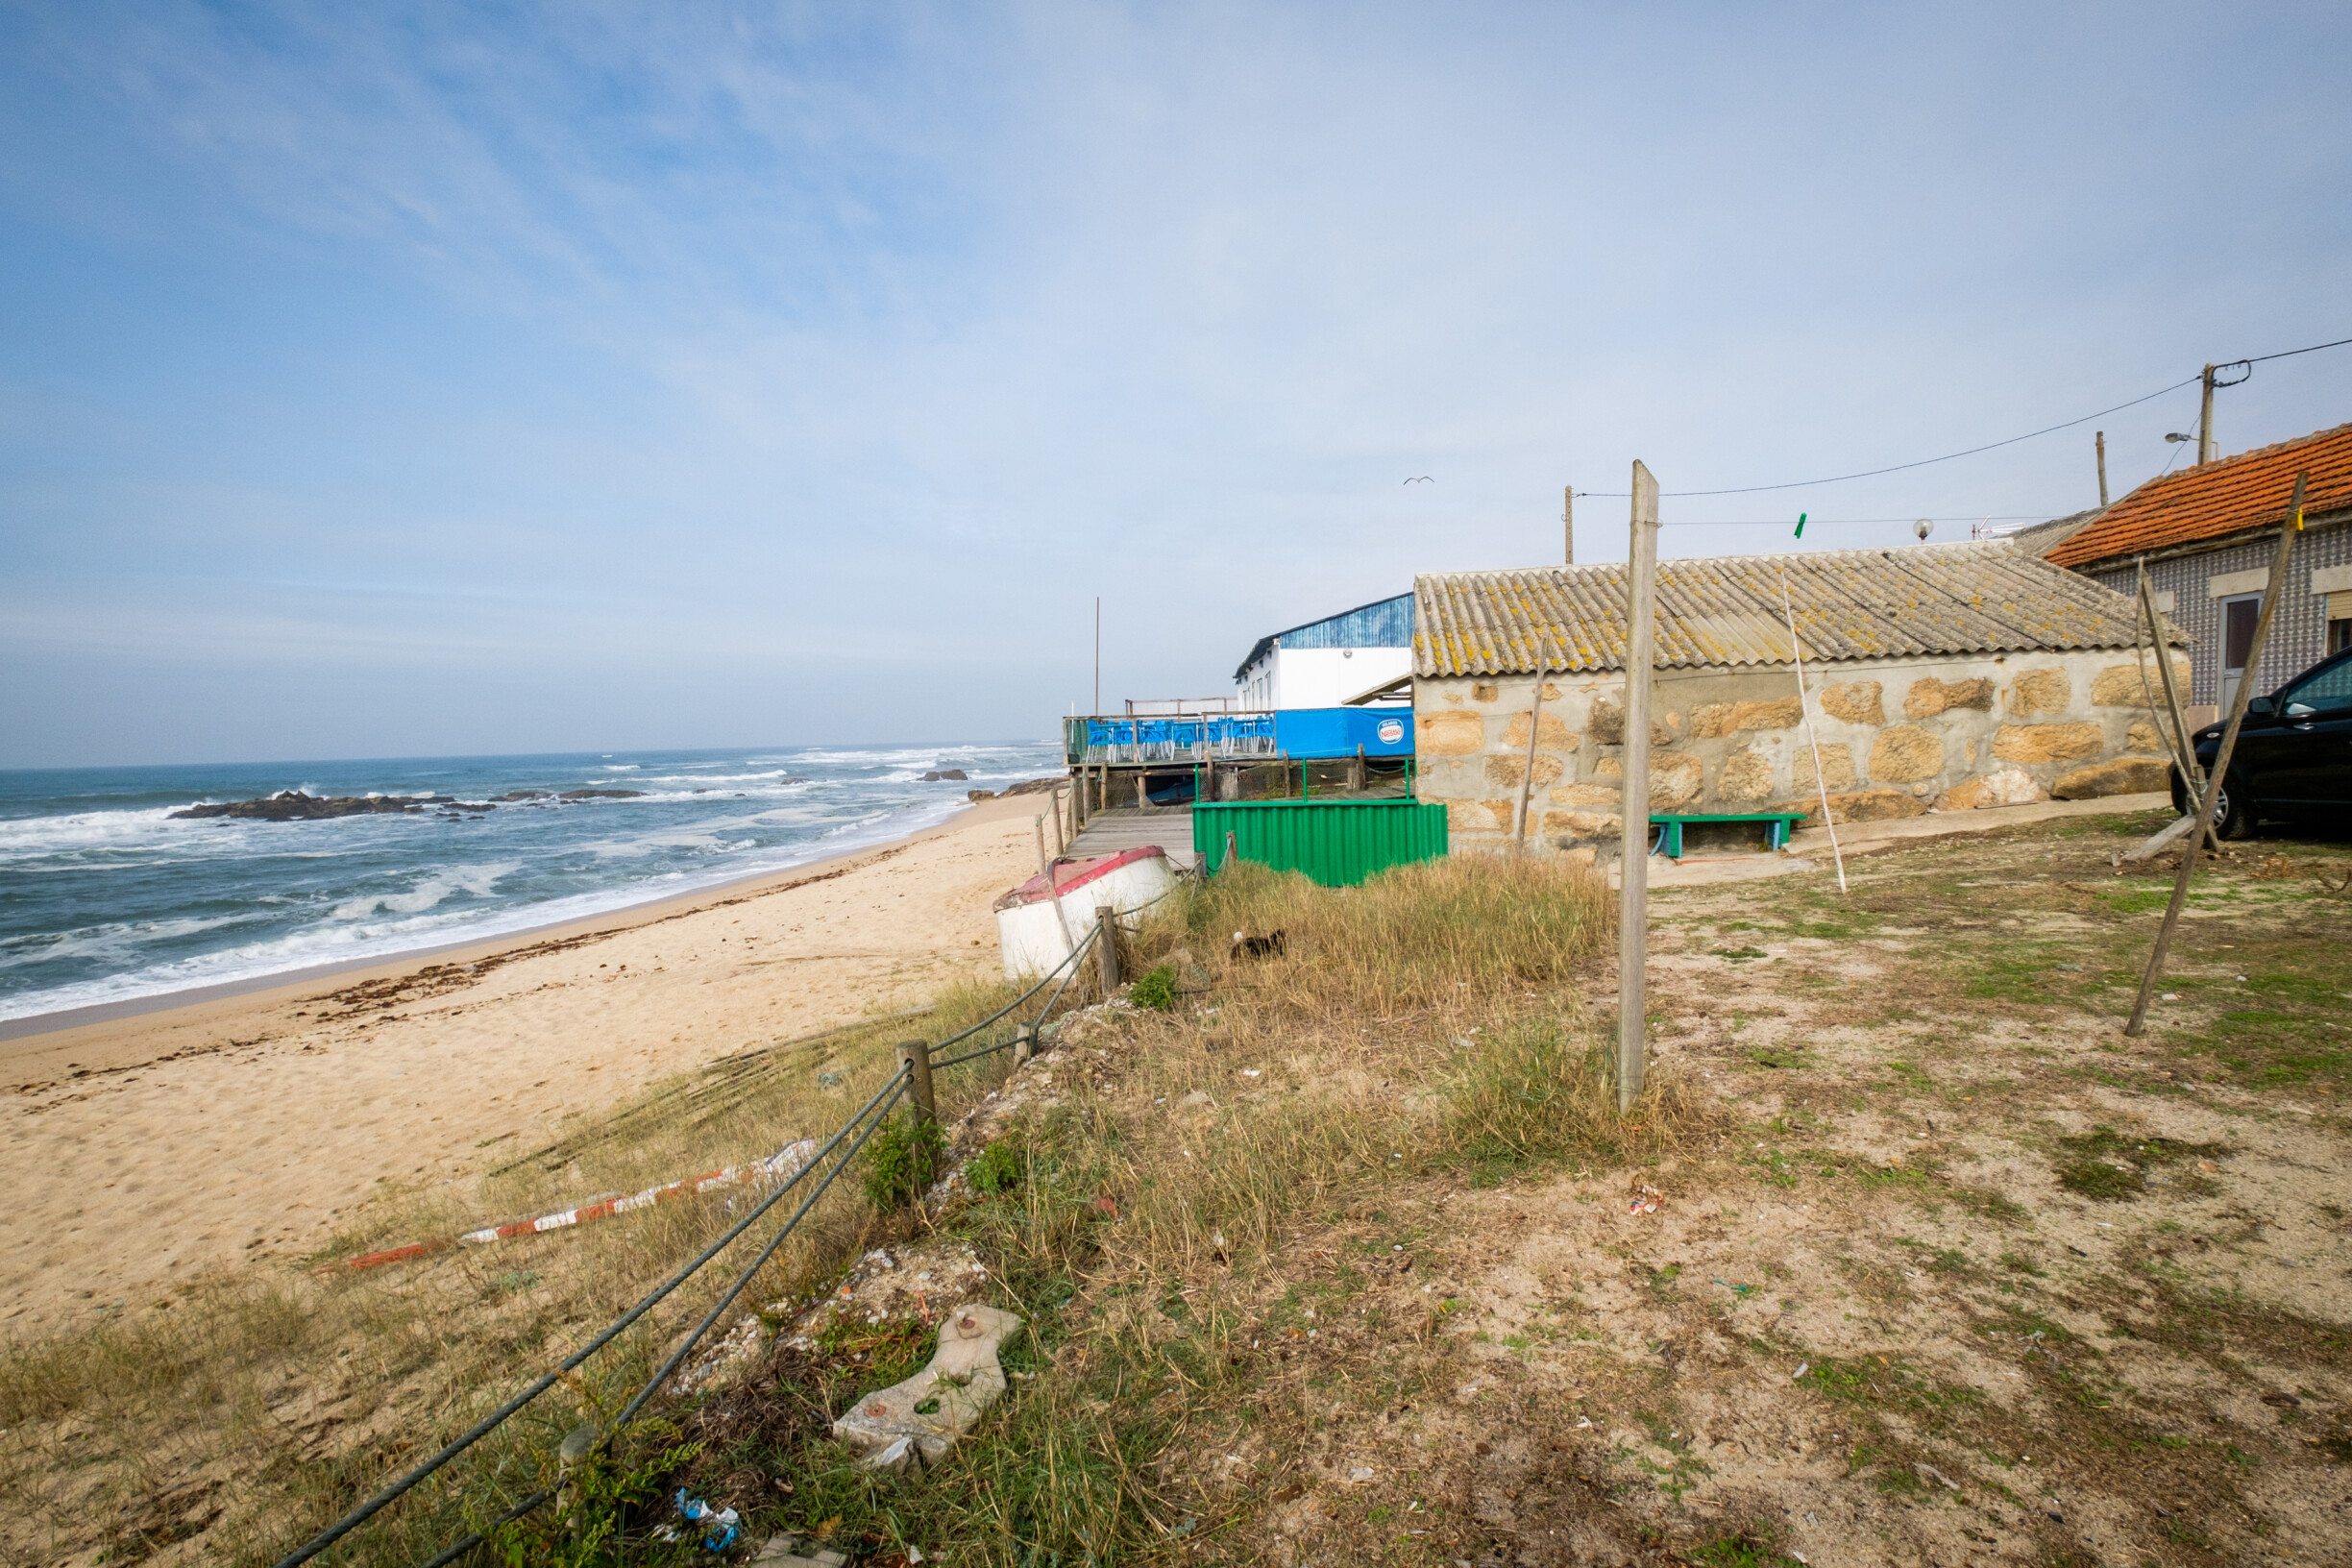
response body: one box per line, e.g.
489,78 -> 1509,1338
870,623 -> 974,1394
171,791 -> 429,821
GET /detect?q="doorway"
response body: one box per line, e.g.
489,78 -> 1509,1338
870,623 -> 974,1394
2219,592 -> 2262,714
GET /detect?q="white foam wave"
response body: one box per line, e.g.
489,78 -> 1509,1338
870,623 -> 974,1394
329,861 -> 520,921
0,796 -> 971,1023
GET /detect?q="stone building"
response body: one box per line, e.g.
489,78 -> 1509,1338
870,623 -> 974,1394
1411,541 -> 2187,855
2046,421 -> 2352,719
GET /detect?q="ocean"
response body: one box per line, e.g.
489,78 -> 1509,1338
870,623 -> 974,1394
0,742 -> 1064,1024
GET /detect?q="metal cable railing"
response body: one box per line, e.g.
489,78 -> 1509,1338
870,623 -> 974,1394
411,1072 -> 915,1568
273,1068 -> 909,1568
931,924 -> 1099,1069
276,874 -> 1193,1567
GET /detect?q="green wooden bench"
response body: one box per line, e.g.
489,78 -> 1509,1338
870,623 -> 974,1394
1651,811 -> 1811,860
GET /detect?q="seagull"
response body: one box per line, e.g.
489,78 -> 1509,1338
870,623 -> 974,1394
1404,476 -> 1433,485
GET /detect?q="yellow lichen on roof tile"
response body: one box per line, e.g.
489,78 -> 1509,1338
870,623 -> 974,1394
1411,542 -> 2164,678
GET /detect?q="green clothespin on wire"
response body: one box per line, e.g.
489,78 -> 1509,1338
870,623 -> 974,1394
1794,512 -> 1806,540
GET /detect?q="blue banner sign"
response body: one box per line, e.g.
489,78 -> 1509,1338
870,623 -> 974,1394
1067,709 -> 1412,764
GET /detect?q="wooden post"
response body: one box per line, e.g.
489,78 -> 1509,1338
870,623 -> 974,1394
1094,904 -> 1119,993
1013,1024 -> 1035,1066
1225,828 -> 1238,873
2133,565 -> 2217,854
2125,470 -> 2306,1036
1134,771 -> 1147,810
1777,570 -> 1847,894
1035,815 -> 1051,880
1354,744 -> 1365,794
1511,668 -> 1547,857
1050,790 -> 1066,855
897,1040 -> 936,1131
1617,460 -> 1660,1114
2095,431 -> 2109,508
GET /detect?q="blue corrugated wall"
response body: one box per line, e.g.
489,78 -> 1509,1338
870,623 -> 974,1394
1277,593 -> 1414,650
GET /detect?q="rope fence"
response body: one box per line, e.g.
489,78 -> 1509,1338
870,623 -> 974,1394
273,875 -> 1188,1568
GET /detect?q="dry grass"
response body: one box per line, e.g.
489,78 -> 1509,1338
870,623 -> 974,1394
659,853 -> 1714,1566
0,976 -> 1044,1566
0,851 -> 1716,1566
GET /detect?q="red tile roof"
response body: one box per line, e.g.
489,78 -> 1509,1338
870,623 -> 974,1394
2048,421 -> 2352,568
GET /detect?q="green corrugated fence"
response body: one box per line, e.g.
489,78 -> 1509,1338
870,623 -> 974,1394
1193,797 -> 1449,886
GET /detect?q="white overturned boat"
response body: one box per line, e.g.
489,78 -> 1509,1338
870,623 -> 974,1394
992,846 -> 1177,980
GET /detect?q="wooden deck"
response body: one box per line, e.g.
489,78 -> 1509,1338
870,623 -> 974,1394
1066,806 -> 1196,870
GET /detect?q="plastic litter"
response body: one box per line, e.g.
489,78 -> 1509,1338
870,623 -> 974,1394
1628,1185 -> 1662,1215
655,1490 -> 741,1551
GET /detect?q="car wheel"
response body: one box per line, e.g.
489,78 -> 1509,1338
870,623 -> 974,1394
2212,772 -> 2254,840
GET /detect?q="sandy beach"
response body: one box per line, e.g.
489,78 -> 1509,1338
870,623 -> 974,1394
1,795 -> 1052,1339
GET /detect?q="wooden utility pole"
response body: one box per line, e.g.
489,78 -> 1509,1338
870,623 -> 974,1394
2095,431 -> 2109,507
1617,460 -> 1660,1114
2197,365 -> 2217,466
1564,485 -> 1575,565
1093,596 -> 1101,715
2125,471 -> 2307,1036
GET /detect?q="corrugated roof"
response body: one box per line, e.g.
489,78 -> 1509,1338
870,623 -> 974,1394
1413,541 -> 2171,677
1235,591 -> 1412,679
2047,422 -> 2352,568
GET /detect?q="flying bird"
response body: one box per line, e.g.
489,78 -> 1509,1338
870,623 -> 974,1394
1403,476 -> 1433,485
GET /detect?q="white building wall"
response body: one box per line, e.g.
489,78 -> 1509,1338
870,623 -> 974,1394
1235,646 -> 1411,709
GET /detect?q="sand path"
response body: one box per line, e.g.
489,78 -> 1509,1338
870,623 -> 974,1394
1,800 -> 1047,1338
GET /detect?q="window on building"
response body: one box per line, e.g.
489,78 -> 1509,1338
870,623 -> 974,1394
2332,618 -> 2352,655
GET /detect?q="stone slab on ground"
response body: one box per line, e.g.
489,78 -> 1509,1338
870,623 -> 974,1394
830,1303 -> 1025,1472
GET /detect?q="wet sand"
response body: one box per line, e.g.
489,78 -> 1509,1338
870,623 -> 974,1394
1,793 -> 1057,1338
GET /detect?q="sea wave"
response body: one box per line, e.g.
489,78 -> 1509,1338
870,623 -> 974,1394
0,786 -> 985,1023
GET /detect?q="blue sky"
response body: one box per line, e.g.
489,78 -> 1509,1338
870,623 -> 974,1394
3,2 -> 2347,767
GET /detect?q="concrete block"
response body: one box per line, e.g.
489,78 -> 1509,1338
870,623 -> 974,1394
831,1304 -> 1023,1474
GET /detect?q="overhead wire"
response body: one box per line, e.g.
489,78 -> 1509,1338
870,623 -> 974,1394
1575,332 -> 2350,500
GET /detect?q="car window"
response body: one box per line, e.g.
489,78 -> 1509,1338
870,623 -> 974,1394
2282,655 -> 2352,715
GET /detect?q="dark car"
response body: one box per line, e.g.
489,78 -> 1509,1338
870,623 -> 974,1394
2171,646 -> 2352,836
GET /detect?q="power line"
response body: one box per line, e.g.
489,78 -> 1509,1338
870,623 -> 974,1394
2241,333 -> 2352,366
1580,377 -> 2196,498
1655,522 -> 2060,533
1576,331 -> 2350,499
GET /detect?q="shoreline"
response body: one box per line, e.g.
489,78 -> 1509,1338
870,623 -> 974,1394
2,787 -> 1058,1336
0,789 -> 1054,1047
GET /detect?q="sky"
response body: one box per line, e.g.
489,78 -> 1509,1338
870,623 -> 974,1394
2,2 -> 2348,769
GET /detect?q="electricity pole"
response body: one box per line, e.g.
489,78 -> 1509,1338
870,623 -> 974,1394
2095,430 -> 2109,507
2197,365 -> 2217,466
1564,485 -> 1575,565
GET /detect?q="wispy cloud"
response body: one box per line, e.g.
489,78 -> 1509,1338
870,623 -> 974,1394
2,2 -> 2348,765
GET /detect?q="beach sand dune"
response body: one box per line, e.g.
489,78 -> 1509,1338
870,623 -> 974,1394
1,798 -> 1044,1338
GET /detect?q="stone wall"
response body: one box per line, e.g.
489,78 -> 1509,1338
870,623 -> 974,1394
1415,647 -> 2187,856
